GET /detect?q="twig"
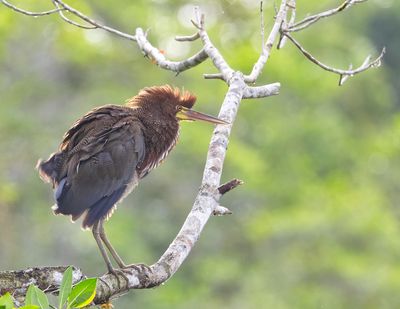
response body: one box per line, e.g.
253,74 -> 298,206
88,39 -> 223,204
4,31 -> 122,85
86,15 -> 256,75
1,0 -> 63,16
203,73 -> 224,80
278,0 -> 296,49
287,0 -> 367,32
195,12 -> 235,82
175,33 -> 200,42
135,28 -> 208,73
260,1 -> 265,48
245,0 -> 289,83
283,32 -> 385,85
213,206 -> 233,216
52,0 -> 96,29
52,0 -> 137,41
218,179 -> 244,195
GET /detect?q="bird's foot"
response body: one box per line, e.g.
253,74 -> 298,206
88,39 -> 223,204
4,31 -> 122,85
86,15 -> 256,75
107,267 -> 130,290
122,263 -> 152,274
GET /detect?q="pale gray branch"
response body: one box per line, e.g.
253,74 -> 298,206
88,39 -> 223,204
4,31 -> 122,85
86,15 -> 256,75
51,0 -> 97,29
213,206 -> 233,216
175,33 -> 200,42
135,28 -> 208,74
195,11 -> 235,82
203,73 -> 224,80
52,0 -> 137,41
287,0 -> 367,32
244,0 -> 289,83
1,0 -> 63,16
278,0 -> 296,49
0,266 -> 84,300
243,83 -> 281,99
2,0 -> 210,74
283,33 -> 385,85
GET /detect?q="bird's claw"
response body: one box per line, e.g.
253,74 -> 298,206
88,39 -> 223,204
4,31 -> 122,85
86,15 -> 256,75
123,263 -> 152,273
107,268 -> 130,290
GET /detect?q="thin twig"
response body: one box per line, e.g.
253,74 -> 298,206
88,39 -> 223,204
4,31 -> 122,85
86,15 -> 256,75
260,1 -> 265,48
135,28 -> 209,73
52,0 -> 138,41
213,206 -> 233,216
1,0 -> 63,16
52,0 -> 97,29
218,179 -> 244,195
203,73 -> 224,80
245,0 -> 289,83
175,33 -> 200,42
196,12 -> 235,82
287,0 -> 367,32
283,32 -> 385,85
278,0 -> 296,49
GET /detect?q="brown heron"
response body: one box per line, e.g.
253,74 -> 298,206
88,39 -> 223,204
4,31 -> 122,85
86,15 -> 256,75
37,85 -> 227,273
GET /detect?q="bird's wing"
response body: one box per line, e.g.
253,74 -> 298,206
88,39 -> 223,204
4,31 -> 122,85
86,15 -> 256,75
39,106 -> 145,228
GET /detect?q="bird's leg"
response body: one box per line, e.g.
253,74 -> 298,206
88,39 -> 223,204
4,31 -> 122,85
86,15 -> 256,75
97,220 -> 130,289
99,221 -> 152,273
98,220 -> 128,268
92,221 -> 115,273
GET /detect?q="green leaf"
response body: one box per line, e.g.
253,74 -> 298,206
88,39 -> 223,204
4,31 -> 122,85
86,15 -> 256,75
58,266 -> 73,309
19,305 -> 40,309
0,292 -> 13,309
33,286 -> 49,309
25,285 -> 49,309
67,278 -> 97,309
25,285 -> 36,306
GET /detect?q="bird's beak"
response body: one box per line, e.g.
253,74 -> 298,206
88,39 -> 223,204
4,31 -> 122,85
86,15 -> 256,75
177,107 -> 229,125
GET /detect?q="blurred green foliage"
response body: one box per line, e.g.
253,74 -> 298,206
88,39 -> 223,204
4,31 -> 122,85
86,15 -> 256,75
1,0 -> 399,308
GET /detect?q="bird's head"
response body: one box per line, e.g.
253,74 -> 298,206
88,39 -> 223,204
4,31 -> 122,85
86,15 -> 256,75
127,85 -> 228,125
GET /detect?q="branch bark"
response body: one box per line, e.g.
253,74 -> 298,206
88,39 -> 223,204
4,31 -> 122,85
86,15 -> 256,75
0,0 -> 383,306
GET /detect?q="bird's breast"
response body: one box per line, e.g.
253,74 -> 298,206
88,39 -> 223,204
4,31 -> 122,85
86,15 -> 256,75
137,124 -> 179,178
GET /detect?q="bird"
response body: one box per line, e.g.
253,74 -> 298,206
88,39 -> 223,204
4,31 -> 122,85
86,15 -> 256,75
37,85 -> 227,274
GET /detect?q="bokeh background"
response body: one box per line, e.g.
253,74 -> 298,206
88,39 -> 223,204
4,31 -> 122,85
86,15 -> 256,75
1,0 -> 399,308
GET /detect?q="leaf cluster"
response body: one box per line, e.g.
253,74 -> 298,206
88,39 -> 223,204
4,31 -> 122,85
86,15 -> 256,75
0,267 -> 97,309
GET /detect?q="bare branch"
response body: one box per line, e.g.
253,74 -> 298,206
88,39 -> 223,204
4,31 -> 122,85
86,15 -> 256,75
245,0 -> 289,83
260,1 -> 265,48
196,12 -> 235,82
218,179 -> 244,195
203,73 -> 224,80
0,266 -> 84,299
213,206 -> 233,216
283,33 -> 385,85
243,83 -> 281,99
278,0 -> 296,49
51,0 -> 97,29
52,0 -> 137,41
287,0 -> 367,32
1,0 -> 138,41
1,0 -> 63,16
175,33 -> 200,42
135,28 -> 208,73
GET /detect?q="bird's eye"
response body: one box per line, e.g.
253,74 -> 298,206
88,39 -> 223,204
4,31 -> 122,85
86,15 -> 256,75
176,106 -> 183,111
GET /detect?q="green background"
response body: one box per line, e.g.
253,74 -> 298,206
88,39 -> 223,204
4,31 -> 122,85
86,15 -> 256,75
1,0 -> 399,308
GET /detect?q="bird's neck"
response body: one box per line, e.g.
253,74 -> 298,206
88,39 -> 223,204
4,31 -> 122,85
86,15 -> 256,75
137,112 -> 179,178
